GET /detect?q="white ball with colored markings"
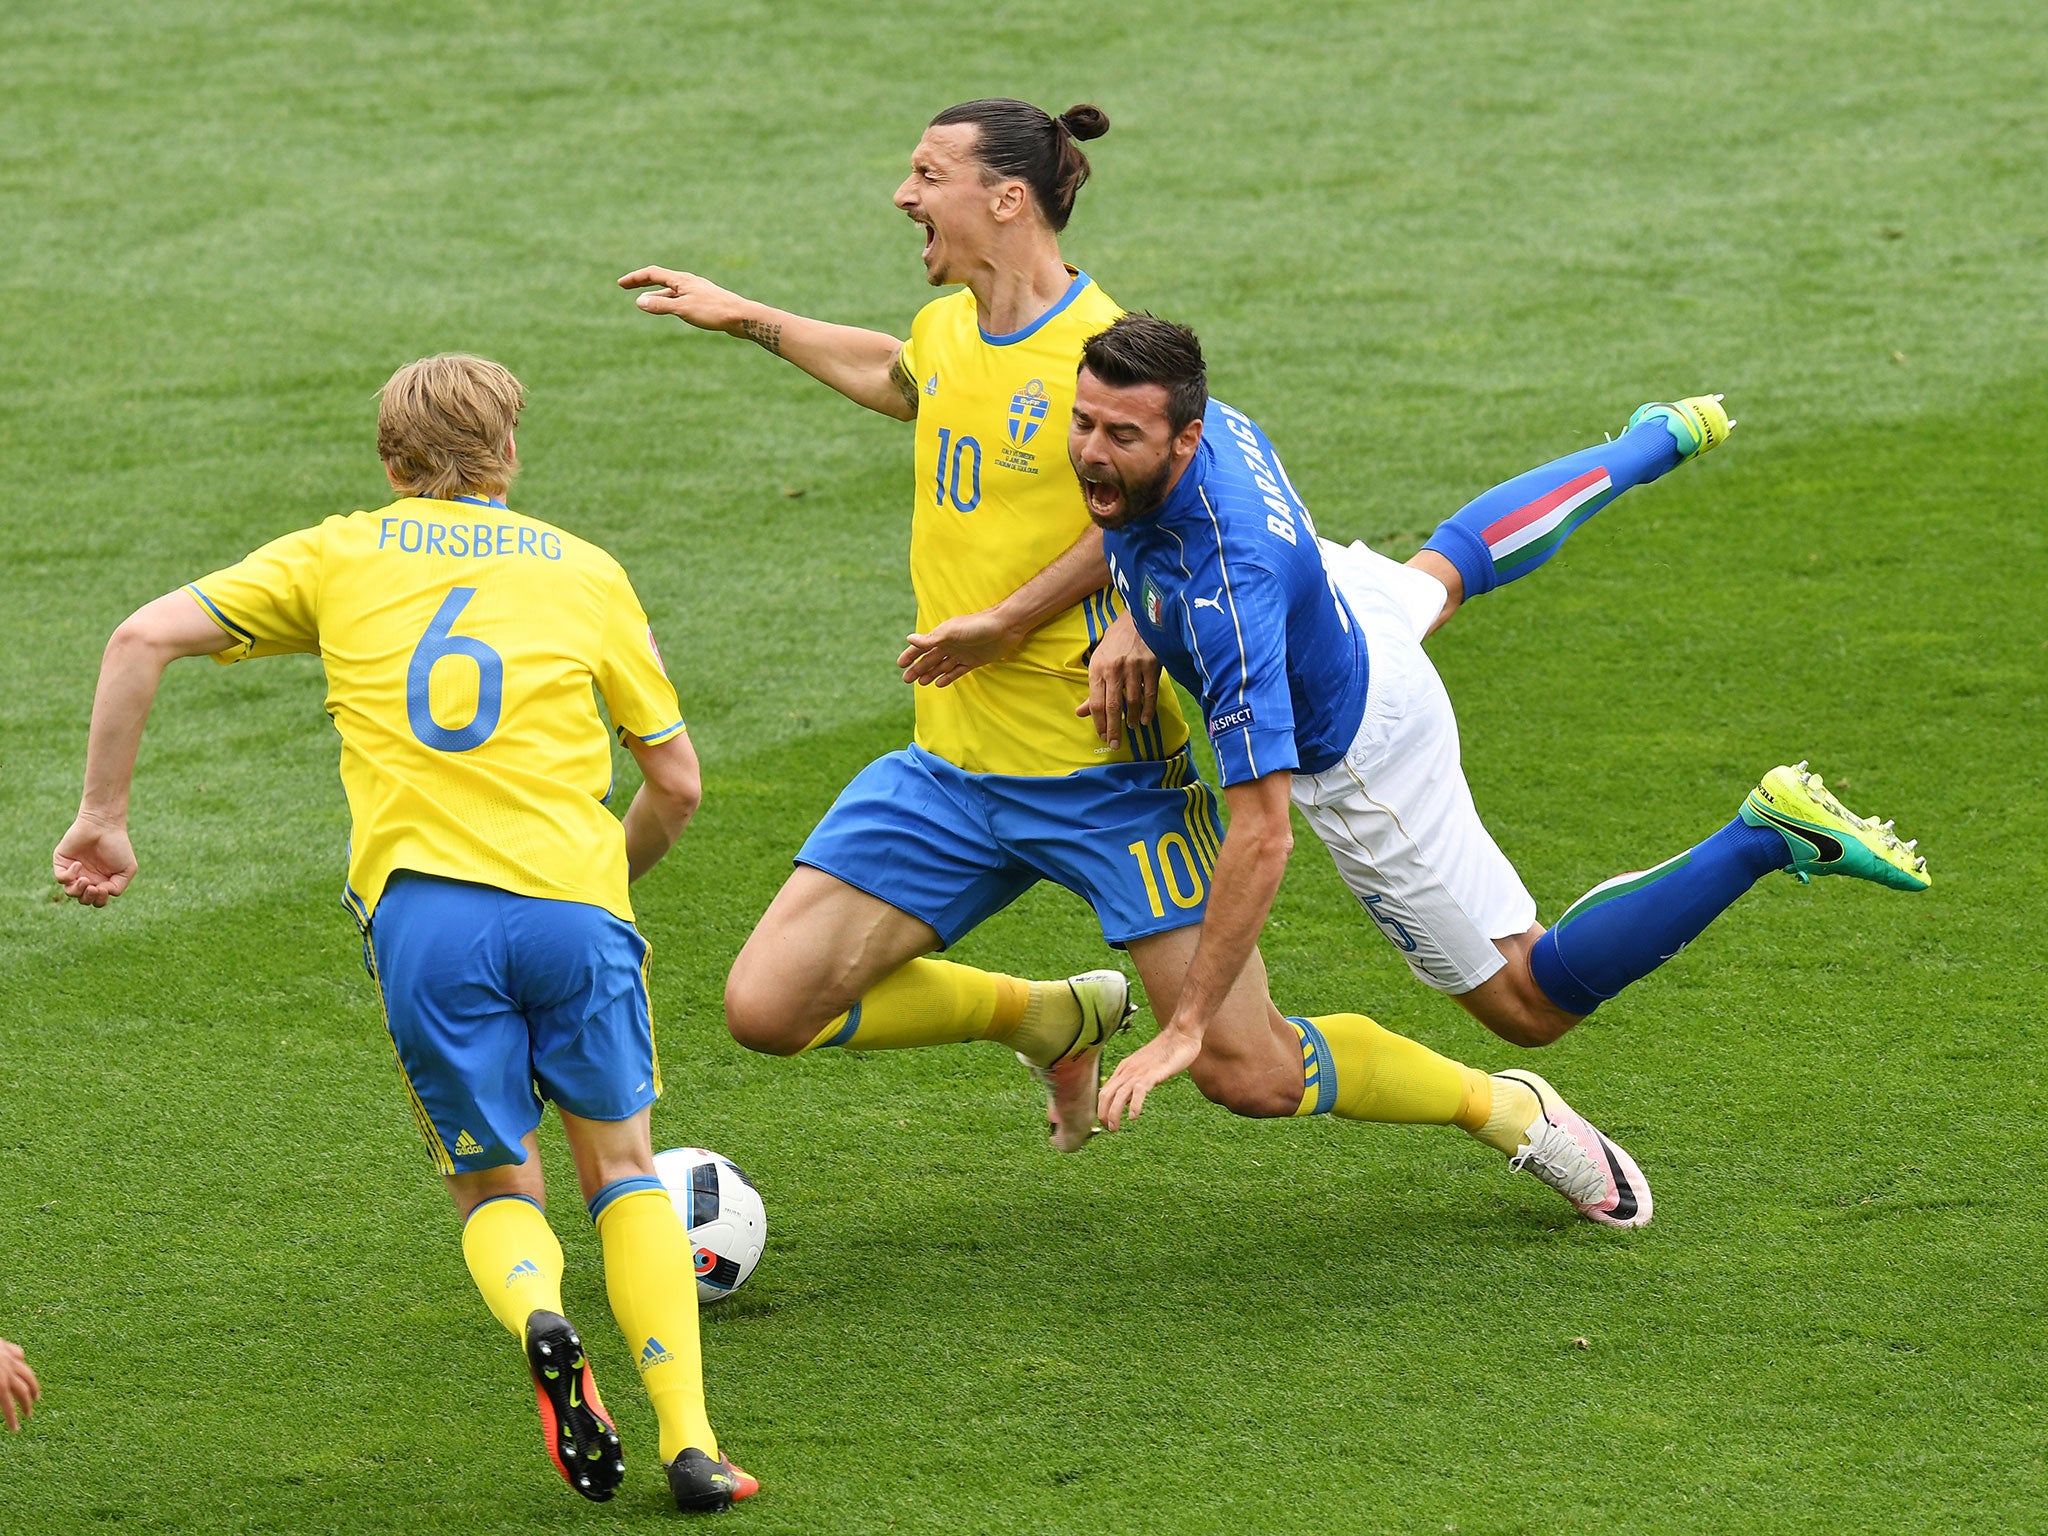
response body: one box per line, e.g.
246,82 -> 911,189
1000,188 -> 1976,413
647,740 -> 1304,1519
654,1146 -> 768,1304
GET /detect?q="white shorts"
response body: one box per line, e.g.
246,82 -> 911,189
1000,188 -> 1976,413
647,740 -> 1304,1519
1289,539 -> 1538,995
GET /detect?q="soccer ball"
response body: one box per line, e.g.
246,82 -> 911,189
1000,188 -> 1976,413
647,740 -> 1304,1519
653,1146 -> 767,1304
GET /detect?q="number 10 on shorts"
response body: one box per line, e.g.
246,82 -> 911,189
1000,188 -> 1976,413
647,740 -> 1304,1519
1127,833 -> 1206,918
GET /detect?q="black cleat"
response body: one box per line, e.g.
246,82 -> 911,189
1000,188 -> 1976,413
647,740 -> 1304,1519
666,1446 -> 760,1513
524,1310 -> 625,1502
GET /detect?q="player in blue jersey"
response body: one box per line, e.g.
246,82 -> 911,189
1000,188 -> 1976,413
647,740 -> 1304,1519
616,103 -> 1665,1226
1047,315 -> 1930,1139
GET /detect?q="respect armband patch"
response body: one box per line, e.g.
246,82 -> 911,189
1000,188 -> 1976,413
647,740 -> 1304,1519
1208,706 -> 1255,735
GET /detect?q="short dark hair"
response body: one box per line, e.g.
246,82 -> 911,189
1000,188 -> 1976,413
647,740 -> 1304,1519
929,99 -> 1108,233
1078,314 -> 1209,433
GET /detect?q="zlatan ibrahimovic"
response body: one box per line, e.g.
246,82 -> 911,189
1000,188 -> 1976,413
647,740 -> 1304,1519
51,355 -> 757,1514
623,100 -> 1243,1149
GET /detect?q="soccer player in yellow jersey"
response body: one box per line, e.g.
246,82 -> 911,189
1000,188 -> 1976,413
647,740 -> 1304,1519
614,101 -> 1629,1213
50,355 -> 756,1514
622,101 -> 1225,1147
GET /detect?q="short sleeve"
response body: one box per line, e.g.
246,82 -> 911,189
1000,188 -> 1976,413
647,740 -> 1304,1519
1182,560 -> 1299,785
898,327 -> 919,386
186,523 -> 326,665
596,566 -> 686,746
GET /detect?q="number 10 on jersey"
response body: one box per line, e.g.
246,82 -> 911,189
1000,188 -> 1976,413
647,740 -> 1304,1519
933,429 -> 981,514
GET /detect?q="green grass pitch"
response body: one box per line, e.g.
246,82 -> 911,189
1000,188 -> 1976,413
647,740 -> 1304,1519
3,1 -> 2044,1531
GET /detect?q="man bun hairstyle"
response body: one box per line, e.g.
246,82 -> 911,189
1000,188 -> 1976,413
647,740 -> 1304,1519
929,98 -> 1109,232
1079,313 -> 1209,434
377,353 -> 525,501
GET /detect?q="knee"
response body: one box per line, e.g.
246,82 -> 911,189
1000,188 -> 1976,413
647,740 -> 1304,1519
722,961 -> 820,1057
1489,1008 -> 1576,1049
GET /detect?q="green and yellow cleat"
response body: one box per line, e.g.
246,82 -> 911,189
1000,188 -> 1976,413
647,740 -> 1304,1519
1628,394 -> 1734,460
1740,762 -> 1930,891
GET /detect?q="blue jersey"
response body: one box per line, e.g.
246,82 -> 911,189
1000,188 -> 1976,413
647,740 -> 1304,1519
1102,400 -> 1369,786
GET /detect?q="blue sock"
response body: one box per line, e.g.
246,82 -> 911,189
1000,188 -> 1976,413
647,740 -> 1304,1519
1420,418 -> 1683,599
1528,817 -> 1790,1016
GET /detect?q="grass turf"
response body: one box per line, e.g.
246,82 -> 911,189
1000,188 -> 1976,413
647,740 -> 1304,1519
3,1 -> 2045,1531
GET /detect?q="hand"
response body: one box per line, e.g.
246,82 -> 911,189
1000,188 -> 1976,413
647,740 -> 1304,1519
52,812 -> 136,907
897,609 -> 1021,688
1097,1021 -> 1203,1132
1075,611 -> 1161,747
0,1339 -> 38,1431
618,266 -> 750,333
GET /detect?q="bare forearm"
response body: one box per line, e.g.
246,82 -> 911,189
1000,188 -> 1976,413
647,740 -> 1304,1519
79,632 -> 177,822
1172,824 -> 1290,1028
992,527 -> 1110,640
728,303 -> 912,419
622,785 -> 694,881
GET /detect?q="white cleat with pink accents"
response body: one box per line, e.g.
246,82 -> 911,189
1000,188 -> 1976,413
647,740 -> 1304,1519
1496,1070 -> 1653,1228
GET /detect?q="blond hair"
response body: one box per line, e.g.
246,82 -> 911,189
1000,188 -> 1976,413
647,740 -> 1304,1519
376,353 -> 525,501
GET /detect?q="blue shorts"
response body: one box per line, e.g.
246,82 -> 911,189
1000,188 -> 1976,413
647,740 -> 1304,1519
796,744 -> 1223,947
366,872 -> 661,1175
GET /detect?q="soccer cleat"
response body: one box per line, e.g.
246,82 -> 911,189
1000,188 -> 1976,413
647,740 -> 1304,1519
667,1447 -> 761,1513
1020,968 -> 1137,1153
524,1310 -> 625,1502
1740,762 -> 1930,891
1496,1071 -> 1653,1229
1628,394 -> 1734,460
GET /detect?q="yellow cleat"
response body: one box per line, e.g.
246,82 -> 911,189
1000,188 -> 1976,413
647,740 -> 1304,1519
1740,762 -> 1930,891
1628,394 -> 1734,459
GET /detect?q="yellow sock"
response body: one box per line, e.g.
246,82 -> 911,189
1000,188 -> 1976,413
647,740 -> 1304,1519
1463,1072 -> 1541,1155
1290,1014 -> 1469,1122
597,1188 -> 717,1461
802,958 -> 1029,1053
461,1195 -> 564,1340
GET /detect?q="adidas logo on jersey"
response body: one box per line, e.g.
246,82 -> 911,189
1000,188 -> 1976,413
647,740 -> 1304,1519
454,1129 -> 484,1157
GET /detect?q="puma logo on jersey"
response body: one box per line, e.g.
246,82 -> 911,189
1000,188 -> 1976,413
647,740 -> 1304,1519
1191,593 -> 1223,612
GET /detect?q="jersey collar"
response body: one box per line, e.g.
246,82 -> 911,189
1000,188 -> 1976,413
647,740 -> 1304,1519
450,494 -> 509,509
977,268 -> 1091,347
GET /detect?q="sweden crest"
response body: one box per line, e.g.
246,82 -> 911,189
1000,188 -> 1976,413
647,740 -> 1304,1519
1007,379 -> 1050,445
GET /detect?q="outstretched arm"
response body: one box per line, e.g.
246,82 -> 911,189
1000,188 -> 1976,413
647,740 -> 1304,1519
620,266 -> 917,421
897,526 -> 1116,686
54,591 -> 238,906
1098,770 -> 1295,1129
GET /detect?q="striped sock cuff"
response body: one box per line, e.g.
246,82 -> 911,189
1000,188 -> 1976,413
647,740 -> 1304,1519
465,1192 -> 544,1224
1288,1016 -> 1337,1116
587,1173 -> 667,1224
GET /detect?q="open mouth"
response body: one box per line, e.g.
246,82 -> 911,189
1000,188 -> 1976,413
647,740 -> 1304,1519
917,218 -> 936,261
1082,476 -> 1124,520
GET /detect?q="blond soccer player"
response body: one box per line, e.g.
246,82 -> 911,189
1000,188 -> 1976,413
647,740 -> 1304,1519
52,356 -> 754,1513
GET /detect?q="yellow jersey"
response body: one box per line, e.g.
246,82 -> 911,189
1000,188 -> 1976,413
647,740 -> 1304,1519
899,268 -> 1189,776
187,497 -> 685,924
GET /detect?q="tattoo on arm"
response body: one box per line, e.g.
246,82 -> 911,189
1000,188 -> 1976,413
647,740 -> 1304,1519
888,353 -> 920,416
740,319 -> 783,355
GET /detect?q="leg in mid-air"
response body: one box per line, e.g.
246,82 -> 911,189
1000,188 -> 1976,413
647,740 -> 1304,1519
1311,484 -> 1929,1049
725,866 -> 1133,1152
1117,925 -> 1652,1228
1405,394 -> 1736,633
